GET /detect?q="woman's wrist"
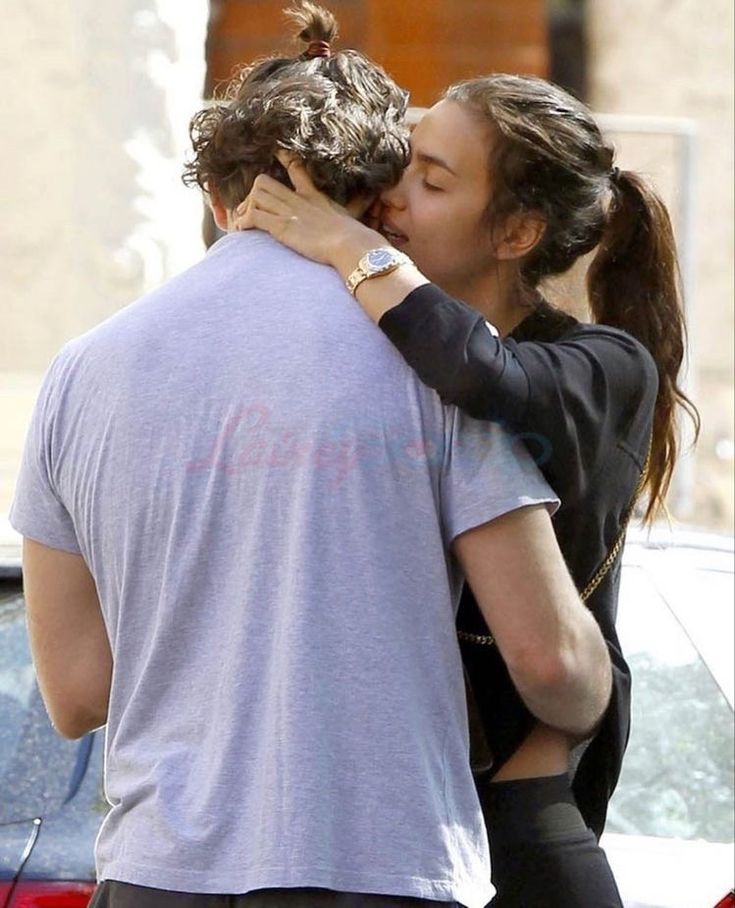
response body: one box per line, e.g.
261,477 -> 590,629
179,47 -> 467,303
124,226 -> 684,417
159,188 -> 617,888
354,265 -> 430,323
327,220 -> 431,324
331,222 -> 388,280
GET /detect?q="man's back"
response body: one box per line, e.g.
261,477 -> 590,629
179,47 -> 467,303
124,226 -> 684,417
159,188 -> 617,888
11,231 -> 555,907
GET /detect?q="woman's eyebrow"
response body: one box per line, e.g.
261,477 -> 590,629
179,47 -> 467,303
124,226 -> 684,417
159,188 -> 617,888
414,151 -> 458,176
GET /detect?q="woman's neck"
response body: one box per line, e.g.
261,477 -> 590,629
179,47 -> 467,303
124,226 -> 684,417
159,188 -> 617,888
448,267 -> 534,338
481,296 -> 532,337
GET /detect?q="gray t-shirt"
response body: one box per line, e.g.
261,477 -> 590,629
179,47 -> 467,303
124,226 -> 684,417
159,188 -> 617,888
11,232 -> 557,908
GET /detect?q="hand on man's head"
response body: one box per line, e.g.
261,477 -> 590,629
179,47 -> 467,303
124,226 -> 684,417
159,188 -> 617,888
231,164 -> 372,268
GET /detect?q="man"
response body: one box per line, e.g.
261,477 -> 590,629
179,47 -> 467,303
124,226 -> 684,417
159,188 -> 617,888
11,7 -> 611,907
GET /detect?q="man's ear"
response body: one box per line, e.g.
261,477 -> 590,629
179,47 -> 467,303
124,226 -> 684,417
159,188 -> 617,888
207,186 -> 229,232
492,211 -> 546,261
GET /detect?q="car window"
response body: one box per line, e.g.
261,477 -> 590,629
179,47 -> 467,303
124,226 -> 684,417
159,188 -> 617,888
607,563 -> 735,844
649,562 -> 735,708
0,584 -> 83,823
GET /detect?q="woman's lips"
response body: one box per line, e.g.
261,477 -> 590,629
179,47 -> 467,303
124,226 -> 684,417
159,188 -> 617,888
380,219 -> 409,248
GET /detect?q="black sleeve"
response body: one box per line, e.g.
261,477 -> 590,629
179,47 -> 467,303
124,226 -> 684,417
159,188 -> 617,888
379,283 -> 658,506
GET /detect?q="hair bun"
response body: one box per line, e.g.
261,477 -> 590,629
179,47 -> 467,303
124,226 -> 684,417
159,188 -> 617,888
285,1 -> 338,46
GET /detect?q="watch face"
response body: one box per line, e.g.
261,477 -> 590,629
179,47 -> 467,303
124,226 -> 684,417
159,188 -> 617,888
366,249 -> 396,271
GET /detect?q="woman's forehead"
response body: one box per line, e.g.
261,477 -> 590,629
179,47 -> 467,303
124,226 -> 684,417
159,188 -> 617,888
410,100 -> 489,177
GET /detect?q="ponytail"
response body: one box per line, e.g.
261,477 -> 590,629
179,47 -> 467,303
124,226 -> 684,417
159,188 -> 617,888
586,171 -> 701,523
285,1 -> 338,54
442,75 -> 700,521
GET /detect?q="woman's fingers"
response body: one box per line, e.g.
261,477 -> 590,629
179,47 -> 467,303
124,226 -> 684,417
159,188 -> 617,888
232,156 -> 377,266
239,204 -> 295,240
239,173 -> 298,209
274,149 -> 309,192
280,154 -> 319,198
274,149 -> 333,205
275,148 -> 298,173
233,181 -> 300,229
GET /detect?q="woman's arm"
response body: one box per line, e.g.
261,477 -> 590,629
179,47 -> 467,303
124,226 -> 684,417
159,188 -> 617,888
382,285 -> 658,505
235,158 -> 431,321
237,160 -> 658,505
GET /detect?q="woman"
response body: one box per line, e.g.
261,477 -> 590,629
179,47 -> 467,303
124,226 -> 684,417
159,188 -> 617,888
236,74 -> 699,906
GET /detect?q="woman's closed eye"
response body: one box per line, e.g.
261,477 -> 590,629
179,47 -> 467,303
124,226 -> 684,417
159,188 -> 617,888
421,178 -> 444,192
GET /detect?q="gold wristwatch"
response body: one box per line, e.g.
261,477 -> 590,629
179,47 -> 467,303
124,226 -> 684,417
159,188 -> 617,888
345,247 -> 412,296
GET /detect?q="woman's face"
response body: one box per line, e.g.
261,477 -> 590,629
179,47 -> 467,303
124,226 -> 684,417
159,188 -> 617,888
380,99 -> 498,299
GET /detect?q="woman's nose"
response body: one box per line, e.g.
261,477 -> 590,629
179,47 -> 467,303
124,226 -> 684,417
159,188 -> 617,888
381,178 -> 407,210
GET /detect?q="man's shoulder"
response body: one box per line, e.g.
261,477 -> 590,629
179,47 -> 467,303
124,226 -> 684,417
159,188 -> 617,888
49,235 -> 245,361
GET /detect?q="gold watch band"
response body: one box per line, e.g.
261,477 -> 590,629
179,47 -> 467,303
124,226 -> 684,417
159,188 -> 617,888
345,248 -> 411,296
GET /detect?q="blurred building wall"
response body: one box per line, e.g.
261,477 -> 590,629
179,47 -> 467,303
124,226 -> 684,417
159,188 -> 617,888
206,0 -> 548,103
1,1 -> 208,374
2,0 -> 731,531
587,0 -> 734,530
0,1 -> 208,511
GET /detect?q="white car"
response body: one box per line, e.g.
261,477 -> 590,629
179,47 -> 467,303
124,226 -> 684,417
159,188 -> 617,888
601,528 -> 734,908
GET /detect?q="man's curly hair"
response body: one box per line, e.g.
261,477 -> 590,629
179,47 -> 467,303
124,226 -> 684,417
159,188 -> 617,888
182,3 -> 410,209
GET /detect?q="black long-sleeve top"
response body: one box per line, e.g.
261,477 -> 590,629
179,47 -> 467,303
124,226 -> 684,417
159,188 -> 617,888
380,284 -> 658,838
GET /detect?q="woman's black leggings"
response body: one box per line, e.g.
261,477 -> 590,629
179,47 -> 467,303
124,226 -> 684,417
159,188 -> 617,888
480,774 -> 623,908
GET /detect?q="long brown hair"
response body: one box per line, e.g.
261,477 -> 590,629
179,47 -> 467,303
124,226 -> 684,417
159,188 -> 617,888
586,170 -> 700,520
445,74 -> 700,522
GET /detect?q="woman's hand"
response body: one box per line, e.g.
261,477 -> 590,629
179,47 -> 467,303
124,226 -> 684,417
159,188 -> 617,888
233,153 -> 387,271
234,152 -> 430,324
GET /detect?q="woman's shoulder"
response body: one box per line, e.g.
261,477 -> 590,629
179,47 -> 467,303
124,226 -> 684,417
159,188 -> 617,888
561,321 -> 659,394
512,304 -> 659,395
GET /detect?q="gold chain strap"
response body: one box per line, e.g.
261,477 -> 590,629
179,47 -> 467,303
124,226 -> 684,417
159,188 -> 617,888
457,446 -> 651,648
457,629 -> 498,645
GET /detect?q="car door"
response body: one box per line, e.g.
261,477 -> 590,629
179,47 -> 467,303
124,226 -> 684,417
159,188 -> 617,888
0,573 -> 104,903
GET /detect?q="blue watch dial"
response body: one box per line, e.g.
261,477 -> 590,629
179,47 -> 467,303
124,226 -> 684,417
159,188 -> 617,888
367,249 -> 395,269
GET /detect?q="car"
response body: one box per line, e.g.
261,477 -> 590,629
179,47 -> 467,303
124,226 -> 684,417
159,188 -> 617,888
1,519 -> 733,907
0,520 -> 104,907
601,527 -> 734,908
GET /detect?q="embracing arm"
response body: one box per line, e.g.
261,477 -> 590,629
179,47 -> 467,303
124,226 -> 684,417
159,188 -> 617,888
22,538 -> 111,740
380,292 -> 658,503
452,505 -> 612,737
238,161 -> 657,505
235,156 -> 431,320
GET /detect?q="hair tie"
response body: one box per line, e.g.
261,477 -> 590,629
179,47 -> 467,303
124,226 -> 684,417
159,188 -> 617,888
305,40 -> 331,59
610,165 -> 621,185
